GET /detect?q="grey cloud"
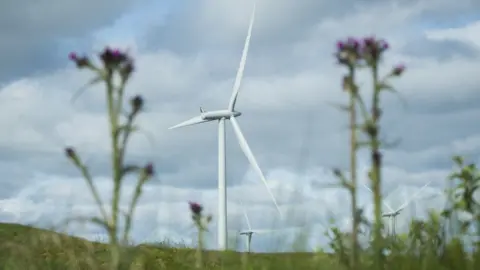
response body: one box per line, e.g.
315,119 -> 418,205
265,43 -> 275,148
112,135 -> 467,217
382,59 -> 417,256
0,0 -> 148,81
401,36 -> 479,60
144,0 -> 397,54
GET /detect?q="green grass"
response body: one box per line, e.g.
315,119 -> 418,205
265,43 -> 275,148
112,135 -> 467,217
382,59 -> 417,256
1,222 -> 478,270
0,222 -> 339,269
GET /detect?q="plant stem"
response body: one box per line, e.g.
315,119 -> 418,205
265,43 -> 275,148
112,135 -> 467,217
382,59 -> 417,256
122,178 -> 144,244
196,227 -> 204,269
370,63 -> 384,270
348,67 -> 359,270
106,72 -> 122,269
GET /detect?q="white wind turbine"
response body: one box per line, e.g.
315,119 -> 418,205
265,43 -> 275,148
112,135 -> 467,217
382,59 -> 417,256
238,208 -> 281,253
363,181 -> 431,236
168,3 -> 281,250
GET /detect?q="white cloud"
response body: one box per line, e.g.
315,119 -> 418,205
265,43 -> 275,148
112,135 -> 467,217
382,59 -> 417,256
426,20 -> 480,47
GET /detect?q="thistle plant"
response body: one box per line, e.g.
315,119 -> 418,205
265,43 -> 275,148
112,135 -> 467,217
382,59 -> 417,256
189,201 -> 212,269
443,156 -> 480,266
65,47 -> 155,269
333,36 -> 405,270
333,37 -> 362,269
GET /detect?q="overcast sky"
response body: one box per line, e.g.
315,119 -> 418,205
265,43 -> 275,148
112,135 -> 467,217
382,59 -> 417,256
0,0 -> 479,252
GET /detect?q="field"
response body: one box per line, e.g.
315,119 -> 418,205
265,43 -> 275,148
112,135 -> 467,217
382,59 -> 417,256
0,221 -> 478,270
0,222 -> 338,269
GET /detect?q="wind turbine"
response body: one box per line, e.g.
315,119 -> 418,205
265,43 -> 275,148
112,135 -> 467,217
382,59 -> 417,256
363,181 -> 431,236
168,3 -> 281,251
238,208 -> 280,253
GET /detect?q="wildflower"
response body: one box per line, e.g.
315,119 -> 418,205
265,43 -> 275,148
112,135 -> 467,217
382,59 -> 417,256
391,64 -> 405,76
360,36 -> 389,65
68,52 -> 77,61
99,47 -> 128,69
189,201 -> 203,216
68,52 -> 91,69
336,41 -> 345,50
335,37 -> 362,67
144,162 -> 155,177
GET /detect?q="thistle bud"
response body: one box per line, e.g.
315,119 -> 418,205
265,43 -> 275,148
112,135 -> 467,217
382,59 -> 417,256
64,147 -> 81,165
144,162 -> 154,177
68,52 -> 91,69
391,64 -> 405,76
130,95 -> 144,114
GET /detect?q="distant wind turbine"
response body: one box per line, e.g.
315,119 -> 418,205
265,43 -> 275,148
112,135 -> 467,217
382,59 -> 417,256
168,2 -> 281,250
238,208 -> 281,253
363,181 -> 431,236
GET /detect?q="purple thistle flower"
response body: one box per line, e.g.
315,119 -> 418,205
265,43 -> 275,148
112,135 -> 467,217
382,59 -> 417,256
68,52 -> 78,61
392,64 -> 405,76
112,49 -> 121,56
99,47 -> 128,68
68,52 -> 90,68
359,36 -> 389,64
378,39 -> 389,50
336,41 -> 345,50
347,37 -> 360,49
189,201 -> 203,216
335,37 -> 362,66
144,162 -> 154,177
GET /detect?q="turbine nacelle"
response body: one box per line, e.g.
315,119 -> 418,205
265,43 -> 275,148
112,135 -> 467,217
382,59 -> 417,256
200,109 -> 242,120
382,211 -> 401,217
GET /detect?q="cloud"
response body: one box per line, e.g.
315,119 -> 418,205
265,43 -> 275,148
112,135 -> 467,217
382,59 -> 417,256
0,0 -> 155,81
0,0 -> 479,252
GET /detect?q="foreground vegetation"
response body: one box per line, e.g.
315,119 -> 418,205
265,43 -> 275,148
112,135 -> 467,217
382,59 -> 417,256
0,222 -> 336,269
0,37 -> 478,269
0,221 -> 478,270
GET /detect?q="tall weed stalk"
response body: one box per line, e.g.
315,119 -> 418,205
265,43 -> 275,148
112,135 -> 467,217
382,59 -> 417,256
65,48 -> 154,269
334,37 -> 405,270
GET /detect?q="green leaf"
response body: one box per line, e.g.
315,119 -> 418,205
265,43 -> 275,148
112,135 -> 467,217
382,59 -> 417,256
452,155 -> 464,166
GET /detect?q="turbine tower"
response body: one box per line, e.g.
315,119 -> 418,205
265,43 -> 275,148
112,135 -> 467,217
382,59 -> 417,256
363,181 -> 431,236
168,3 -> 281,250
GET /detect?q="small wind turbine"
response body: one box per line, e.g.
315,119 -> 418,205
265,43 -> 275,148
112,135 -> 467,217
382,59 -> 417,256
363,181 -> 431,236
168,2 -> 281,251
238,207 -> 279,252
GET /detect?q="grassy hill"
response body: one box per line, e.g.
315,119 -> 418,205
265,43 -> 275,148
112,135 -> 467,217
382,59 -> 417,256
0,222 -> 338,270
1,222 -> 477,269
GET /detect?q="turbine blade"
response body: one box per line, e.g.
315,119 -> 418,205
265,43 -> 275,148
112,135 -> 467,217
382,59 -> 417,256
362,184 -> 395,212
230,117 -> 282,217
228,2 -> 256,111
243,207 -> 252,231
251,228 -> 280,234
168,115 -> 210,129
396,181 -> 432,211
